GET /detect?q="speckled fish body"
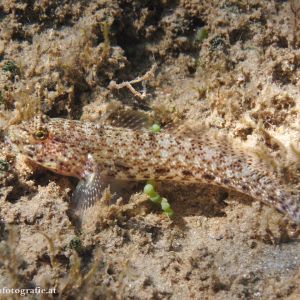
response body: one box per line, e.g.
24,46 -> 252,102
6,115 -> 300,223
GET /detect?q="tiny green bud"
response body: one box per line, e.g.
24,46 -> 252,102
151,123 -> 161,133
147,180 -> 156,188
161,198 -> 171,211
150,194 -> 161,203
144,183 -> 155,195
164,209 -> 174,218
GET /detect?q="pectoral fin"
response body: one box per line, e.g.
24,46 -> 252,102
72,154 -> 104,211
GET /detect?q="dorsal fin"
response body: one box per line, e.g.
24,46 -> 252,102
163,119 -> 210,139
97,101 -> 153,130
106,109 -> 152,130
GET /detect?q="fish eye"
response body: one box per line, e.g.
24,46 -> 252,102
33,129 -> 49,141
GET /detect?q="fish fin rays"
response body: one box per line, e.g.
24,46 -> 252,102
71,154 -> 125,215
98,101 -> 152,131
72,154 -> 104,212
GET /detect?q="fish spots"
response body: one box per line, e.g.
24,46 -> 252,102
241,184 -> 250,192
222,178 -> 230,185
182,169 -> 193,176
155,167 -> 170,175
268,195 -> 275,202
164,175 -> 175,180
115,161 -> 130,171
52,136 -> 63,143
203,173 -> 215,181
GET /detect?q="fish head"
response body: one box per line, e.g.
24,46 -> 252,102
6,115 -> 88,178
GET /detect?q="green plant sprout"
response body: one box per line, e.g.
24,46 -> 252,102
151,123 -> 161,133
144,182 -> 174,218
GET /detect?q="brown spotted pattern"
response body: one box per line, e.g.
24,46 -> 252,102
7,115 -> 300,224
